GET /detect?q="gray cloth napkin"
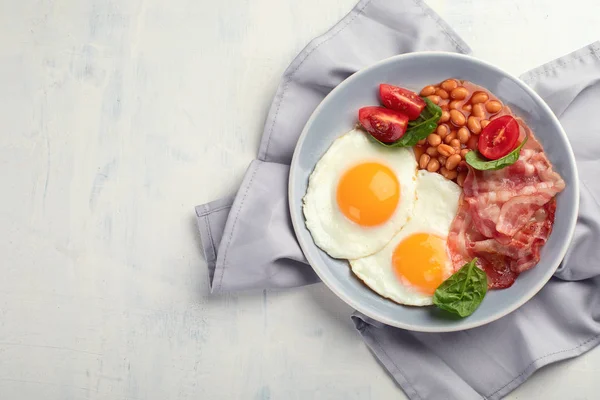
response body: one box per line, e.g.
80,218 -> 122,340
195,0 -> 600,398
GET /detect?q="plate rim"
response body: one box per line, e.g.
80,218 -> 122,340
288,51 -> 580,332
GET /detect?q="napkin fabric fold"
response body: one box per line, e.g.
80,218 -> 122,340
196,0 -> 600,398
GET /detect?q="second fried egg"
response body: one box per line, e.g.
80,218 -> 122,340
349,170 -> 462,306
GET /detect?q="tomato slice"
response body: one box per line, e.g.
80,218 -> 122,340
478,115 -> 520,160
358,106 -> 409,143
379,84 -> 426,120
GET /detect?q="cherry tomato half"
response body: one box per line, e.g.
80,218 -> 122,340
478,115 -> 519,160
379,84 -> 426,120
358,106 -> 409,143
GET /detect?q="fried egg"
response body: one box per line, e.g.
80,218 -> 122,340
350,170 -> 462,306
303,128 -> 417,259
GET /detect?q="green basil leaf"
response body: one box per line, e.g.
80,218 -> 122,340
465,135 -> 528,171
370,98 -> 442,148
433,258 -> 487,318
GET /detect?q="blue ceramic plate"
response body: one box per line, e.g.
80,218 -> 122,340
288,52 -> 579,332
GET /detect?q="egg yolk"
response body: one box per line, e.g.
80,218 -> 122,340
336,162 -> 400,226
392,233 -> 448,295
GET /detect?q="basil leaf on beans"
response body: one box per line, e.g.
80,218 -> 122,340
466,135 -> 528,171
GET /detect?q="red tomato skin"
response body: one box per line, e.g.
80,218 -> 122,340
379,84 -> 426,120
478,115 -> 520,160
358,106 -> 409,143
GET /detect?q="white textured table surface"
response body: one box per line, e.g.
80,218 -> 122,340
1,0 -> 599,398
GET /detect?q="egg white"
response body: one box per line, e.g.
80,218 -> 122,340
303,128 -> 417,259
349,170 -> 462,306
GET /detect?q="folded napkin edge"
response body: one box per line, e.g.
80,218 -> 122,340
411,0 -> 472,55
486,333 -> 600,400
521,40 -> 600,84
352,312 -> 600,400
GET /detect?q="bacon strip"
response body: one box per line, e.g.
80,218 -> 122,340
448,120 -> 565,289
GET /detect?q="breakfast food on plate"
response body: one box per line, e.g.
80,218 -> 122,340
302,79 -> 565,317
447,126 -> 565,288
350,170 -> 461,306
302,129 -> 417,260
415,79 -> 566,289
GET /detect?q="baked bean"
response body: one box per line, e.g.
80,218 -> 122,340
460,149 -> 470,159
481,119 -> 490,128
414,145 -> 426,160
450,138 -> 461,150
457,171 -> 467,187
441,167 -> 458,180
450,109 -> 466,126
427,95 -> 441,105
440,103 -> 450,111
437,144 -> 455,157
449,100 -> 461,110
427,133 -> 442,147
457,127 -> 470,144
438,155 -> 447,166
444,131 -> 457,144
462,104 -> 472,112
486,100 -> 502,113
472,103 -> 485,118
470,91 -> 489,104
419,153 -> 431,169
467,134 -> 479,150
440,110 -> 450,123
467,116 -> 482,135
435,88 -> 449,99
426,158 -> 440,172
446,154 -> 461,170
420,85 -> 436,96
450,86 -> 469,100
436,124 -> 449,138
441,79 -> 458,91
426,146 -> 439,157
417,139 -> 426,145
